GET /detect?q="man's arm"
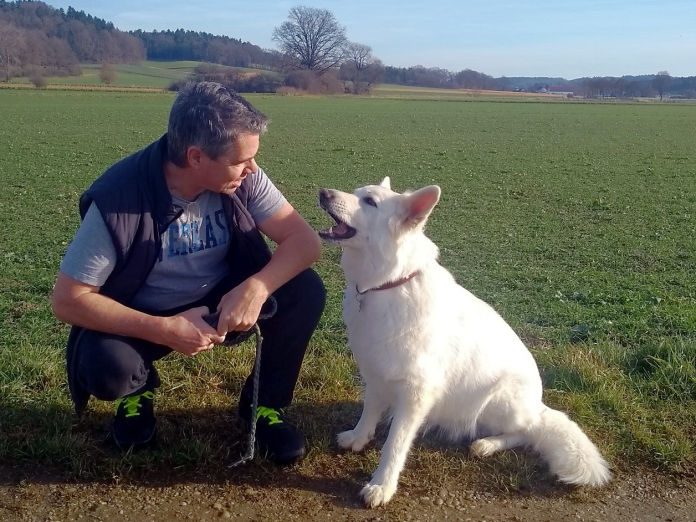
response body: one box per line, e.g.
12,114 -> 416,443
214,201 -> 321,335
51,273 -> 225,356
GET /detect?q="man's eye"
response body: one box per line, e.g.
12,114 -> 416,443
363,197 -> 378,207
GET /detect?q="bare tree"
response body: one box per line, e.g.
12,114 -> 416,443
99,62 -> 117,84
341,42 -> 384,94
29,70 -> 47,88
272,6 -> 347,73
0,22 -> 24,81
346,43 -> 372,71
652,71 -> 672,101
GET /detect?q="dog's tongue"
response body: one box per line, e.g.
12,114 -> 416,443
332,222 -> 350,235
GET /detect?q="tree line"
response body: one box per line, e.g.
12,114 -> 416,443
131,29 -> 281,70
0,0 -> 144,81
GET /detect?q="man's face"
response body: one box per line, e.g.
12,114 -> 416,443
198,133 -> 260,195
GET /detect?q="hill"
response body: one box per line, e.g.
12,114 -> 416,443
0,1 -> 280,81
131,29 -> 280,70
0,0 -> 143,79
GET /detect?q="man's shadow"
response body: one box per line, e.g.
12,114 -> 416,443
0,399 -> 572,507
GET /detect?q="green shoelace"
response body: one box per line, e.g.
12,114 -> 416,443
115,390 -> 155,418
255,406 -> 283,425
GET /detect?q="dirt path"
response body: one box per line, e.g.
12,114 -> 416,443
2,464 -> 694,521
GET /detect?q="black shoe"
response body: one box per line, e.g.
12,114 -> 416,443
241,405 -> 306,465
112,389 -> 157,450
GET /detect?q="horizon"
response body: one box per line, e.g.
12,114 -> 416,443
43,1 -> 696,79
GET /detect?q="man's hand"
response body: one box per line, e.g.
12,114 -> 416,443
163,306 -> 226,357
215,278 -> 270,336
209,201 -> 321,337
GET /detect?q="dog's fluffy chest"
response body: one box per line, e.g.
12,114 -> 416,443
342,275 -> 444,382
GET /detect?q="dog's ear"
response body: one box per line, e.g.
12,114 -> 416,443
400,185 -> 441,227
379,176 -> 391,189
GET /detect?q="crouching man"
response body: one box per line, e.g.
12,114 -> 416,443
51,82 -> 325,464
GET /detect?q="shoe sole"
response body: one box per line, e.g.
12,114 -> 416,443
112,425 -> 157,451
237,416 -> 306,465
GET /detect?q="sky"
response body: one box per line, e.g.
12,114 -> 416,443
45,1 -> 695,79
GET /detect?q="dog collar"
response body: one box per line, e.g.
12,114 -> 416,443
356,270 -> 421,295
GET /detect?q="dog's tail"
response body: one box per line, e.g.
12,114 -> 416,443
527,406 -> 611,486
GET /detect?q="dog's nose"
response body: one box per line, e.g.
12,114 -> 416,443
319,188 -> 334,203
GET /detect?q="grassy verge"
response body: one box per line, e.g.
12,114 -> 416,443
0,89 -> 694,484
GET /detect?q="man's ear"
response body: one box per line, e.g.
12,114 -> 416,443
379,176 -> 391,189
186,146 -> 203,168
400,185 -> 441,227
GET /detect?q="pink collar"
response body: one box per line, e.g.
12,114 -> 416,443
357,271 -> 421,295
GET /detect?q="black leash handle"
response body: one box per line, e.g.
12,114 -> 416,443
203,296 -> 278,336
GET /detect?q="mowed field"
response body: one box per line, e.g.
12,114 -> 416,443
0,88 -> 694,492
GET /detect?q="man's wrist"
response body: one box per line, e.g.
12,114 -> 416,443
244,274 -> 273,300
140,314 -> 170,346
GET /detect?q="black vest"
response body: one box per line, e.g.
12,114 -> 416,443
66,135 -> 272,414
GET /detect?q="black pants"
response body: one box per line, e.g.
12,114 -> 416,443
73,269 -> 326,410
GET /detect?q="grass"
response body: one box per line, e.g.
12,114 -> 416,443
5,60 -> 279,90
0,88 -> 694,486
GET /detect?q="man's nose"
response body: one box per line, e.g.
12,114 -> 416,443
246,159 -> 258,173
241,159 -> 258,178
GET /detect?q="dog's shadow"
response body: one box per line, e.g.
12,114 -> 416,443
1,399 -> 571,506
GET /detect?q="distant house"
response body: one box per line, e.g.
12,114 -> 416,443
547,84 -> 576,97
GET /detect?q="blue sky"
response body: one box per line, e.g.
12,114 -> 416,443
46,1 -> 695,79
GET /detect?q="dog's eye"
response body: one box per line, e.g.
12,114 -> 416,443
362,196 -> 378,208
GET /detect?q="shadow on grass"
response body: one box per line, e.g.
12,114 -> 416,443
0,399 -> 570,505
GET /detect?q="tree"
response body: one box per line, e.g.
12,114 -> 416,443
99,62 -> 116,84
652,71 -> 672,100
454,69 -> 496,90
341,42 -> 372,94
272,6 -> 347,73
29,71 -> 46,88
341,42 -> 382,94
0,21 -> 23,81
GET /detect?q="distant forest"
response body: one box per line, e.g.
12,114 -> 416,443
1,0 -> 695,97
0,1 -> 143,79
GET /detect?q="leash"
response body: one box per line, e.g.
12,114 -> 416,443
203,296 -> 277,467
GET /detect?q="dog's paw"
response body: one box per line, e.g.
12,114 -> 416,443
469,438 -> 496,458
360,482 -> 396,508
337,429 -> 368,452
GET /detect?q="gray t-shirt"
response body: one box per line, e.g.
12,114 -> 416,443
60,167 -> 286,311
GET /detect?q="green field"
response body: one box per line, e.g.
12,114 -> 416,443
0,88 -> 694,484
6,60 -> 279,90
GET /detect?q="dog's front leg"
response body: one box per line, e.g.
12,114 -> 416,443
337,383 -> 385,452
360,389 -> 428,508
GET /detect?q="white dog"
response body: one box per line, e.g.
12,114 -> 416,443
318,178 -> 611,508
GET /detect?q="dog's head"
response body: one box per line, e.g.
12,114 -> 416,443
318,177 -> 441,248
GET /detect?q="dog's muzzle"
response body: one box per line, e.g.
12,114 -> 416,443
318,189 -> 357,241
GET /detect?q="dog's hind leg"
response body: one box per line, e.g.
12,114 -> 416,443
469,431 -> 527,458
360,390 -> 430,508
337,383 -> 386,452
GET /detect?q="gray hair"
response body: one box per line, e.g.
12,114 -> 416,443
167,81 -> 269,167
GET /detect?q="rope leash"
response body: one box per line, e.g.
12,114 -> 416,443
203,296 -> 277,468
229,322 -> 262,468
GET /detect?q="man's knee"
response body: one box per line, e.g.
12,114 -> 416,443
76,332 -> 151,401
262,268 -> 325,334
286,268 -> 326,317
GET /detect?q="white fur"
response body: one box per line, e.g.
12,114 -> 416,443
319,177 -> 611,508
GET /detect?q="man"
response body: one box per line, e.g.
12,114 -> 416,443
51,82 -> 325,465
